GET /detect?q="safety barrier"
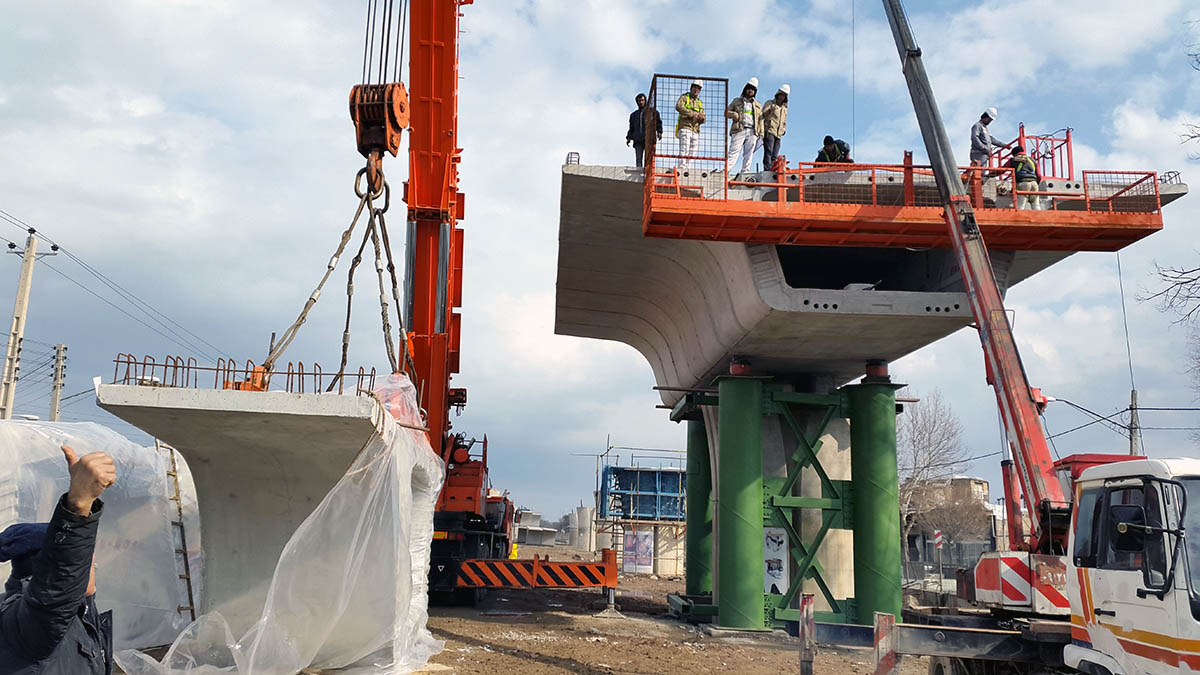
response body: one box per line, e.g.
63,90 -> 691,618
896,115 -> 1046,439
989,124 -> 1073,181
112,353 -> 377,395
645,154 -> 1160,215
643,73 -> 730,219
455,548 -> 619,589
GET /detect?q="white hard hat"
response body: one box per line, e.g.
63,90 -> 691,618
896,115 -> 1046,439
984,107 -> 998,120
691,79 -> 703,88
778,84 -> 791,95
747,77 -> 759,89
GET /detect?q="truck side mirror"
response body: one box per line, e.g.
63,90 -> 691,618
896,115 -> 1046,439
1111,504 -> 1147,552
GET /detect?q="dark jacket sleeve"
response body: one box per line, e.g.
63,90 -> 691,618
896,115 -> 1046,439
627,110 -> 637,142
0,494 -> 103,661
654,110 -> 663,135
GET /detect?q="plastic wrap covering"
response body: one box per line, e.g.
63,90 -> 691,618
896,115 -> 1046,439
0,420 -> 200,649
116,373 -> 445,674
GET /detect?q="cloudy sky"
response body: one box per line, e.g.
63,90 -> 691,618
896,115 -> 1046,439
1,0 -> 1198,519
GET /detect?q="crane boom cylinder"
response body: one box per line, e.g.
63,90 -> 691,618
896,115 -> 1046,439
881,0 -> 1067,552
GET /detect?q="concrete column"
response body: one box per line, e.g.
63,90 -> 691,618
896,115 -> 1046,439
844,364 -> 902,622
716,376 -> 766,630
685,418 -> 713,596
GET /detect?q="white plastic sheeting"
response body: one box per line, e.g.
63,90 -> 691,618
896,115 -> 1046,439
116,373 -> 445,674
0,420 -> 201,649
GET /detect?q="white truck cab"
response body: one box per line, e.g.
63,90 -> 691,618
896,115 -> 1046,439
1065,458 -> 1200,674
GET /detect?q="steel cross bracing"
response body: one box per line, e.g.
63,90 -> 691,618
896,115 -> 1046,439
881,0 -> 1067,552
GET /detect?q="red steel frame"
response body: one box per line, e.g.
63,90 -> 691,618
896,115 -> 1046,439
989,124 -> 1074,181
643,155 -> 1163,251
407,0 -> 472,511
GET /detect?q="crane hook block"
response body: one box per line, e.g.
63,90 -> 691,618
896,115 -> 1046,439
349,83 -> 410,160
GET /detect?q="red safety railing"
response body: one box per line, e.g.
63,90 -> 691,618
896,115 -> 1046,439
112,353 -> 377,395
989,124 -> 1073,180
645,155 -> 1159,215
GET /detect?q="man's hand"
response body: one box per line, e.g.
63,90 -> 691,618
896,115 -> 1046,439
61,445 -> 116,516
626,139 -> 631,147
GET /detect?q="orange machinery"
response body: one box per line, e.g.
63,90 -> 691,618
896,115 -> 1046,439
347,0 -> 618,601
347,0 -> 511,596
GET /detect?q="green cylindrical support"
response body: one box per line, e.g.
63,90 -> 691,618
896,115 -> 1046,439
716,376 -> 765,630
845,374 -> 902,623
685,418 -> 713,596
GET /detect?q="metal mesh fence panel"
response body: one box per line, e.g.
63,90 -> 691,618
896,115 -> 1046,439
1084,171 -> 1161,213
646,75 -> 728,200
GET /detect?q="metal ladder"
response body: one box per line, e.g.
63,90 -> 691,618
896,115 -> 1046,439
157,440 -> 197,621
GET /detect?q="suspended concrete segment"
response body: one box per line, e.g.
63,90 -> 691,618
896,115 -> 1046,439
555,164 -> 1077,399
96,384 -> 383,635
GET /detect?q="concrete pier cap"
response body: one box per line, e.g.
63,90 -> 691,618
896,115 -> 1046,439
96,384 -> 385,634
554,164 -> 1068,406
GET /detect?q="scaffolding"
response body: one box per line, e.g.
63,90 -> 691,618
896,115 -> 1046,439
590,444 -> 687,576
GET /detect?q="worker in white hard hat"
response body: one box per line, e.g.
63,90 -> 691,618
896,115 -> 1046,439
675,79 -> 706,170
761,84 -> 790,171
725,77 -> 763,179
969,107 -> 1007,166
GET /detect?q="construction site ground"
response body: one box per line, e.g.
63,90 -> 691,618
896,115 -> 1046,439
422,544 -> 926,674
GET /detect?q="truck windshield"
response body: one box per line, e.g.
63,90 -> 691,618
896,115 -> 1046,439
1183,479 -> 1200,593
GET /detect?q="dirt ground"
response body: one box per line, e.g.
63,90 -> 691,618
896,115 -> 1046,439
422,545 -> 927,675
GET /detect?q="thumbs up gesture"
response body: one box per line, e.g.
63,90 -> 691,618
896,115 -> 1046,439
61,445 -> 116,516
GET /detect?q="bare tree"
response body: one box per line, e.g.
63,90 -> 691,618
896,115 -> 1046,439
1146,29 -> 1200,316
897,388 -> 969,561
1143,260 -> 1200,323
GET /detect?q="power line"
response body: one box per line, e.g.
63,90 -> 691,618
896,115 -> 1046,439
0,208 -> 229,361
1115,251 -> 1136,389
39,260 -> 218,358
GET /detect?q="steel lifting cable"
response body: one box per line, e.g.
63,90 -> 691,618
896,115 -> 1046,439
375,206 -> 410,371
263,177 -> 371,373
368,210 -> 400,373
327,201 -> 381,392
324,174 -> 418,392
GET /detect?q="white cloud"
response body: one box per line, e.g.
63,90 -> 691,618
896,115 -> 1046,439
1,1 -> 1198,517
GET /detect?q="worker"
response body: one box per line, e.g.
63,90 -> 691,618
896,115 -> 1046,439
0,444 -> 117,674
626,93 -> 663,169
970,107 -> 1006,166
1006,145 -> 1041,210
725,77 -> 763,178
815,135 -> 852,163
675,79 -> 705,170
761,84 -> 790,170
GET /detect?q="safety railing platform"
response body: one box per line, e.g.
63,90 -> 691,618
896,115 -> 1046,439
640,73 -> 1187,252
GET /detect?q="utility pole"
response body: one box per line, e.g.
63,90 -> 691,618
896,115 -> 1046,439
48,343 -> 67,422
0,230 -> 57,420
1128,388 -> 1140,455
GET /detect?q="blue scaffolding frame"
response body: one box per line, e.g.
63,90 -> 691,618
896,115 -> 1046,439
598,466 -> 686,521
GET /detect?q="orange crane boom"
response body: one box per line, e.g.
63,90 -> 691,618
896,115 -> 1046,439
405,0 -> 469,465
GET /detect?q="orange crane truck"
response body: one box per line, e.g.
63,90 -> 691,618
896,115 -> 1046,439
871,2 -> 1200,673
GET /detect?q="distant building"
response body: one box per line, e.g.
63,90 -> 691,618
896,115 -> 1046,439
904,476 -> 1003,570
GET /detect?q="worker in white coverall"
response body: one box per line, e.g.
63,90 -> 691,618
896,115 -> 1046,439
675,79 -> 705,170
725,77 -> 763,179
969,107 -> 1007,166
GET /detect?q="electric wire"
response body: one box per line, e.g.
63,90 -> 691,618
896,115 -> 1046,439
1116,251 -> 1136,389
0,208 -> 228,360
39,260 -> 216,358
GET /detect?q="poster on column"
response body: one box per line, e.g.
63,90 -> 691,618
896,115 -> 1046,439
764,527 -> 789,594
623,528 -> 653,574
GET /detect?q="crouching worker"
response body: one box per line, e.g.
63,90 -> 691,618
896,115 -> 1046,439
0,444 -> 117,674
